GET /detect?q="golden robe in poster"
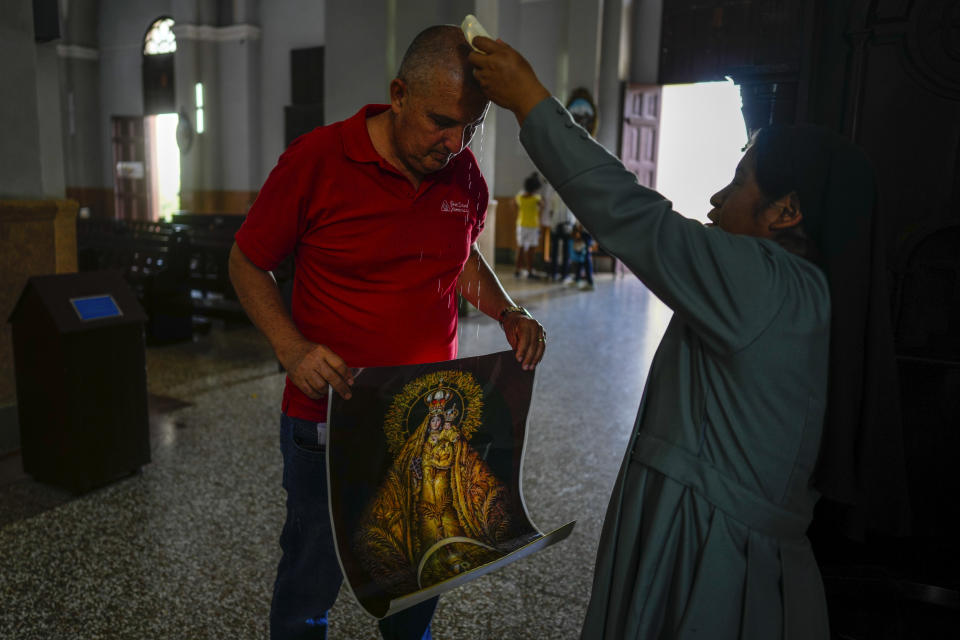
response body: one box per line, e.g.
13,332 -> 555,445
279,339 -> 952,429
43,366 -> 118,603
353,371 -> 511,595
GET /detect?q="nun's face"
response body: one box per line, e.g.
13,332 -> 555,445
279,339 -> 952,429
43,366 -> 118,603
707,151 -> 777,237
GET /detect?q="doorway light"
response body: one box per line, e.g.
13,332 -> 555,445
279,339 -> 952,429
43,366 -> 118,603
656,80 -> 746,224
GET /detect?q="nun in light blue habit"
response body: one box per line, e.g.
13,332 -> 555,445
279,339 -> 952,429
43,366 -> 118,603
469,36 -> 908,640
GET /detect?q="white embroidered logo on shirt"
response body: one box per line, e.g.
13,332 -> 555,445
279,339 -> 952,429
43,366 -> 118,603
440,200 -> 470,214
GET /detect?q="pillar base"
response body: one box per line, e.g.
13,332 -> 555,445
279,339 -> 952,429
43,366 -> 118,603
0,199 -> 79,452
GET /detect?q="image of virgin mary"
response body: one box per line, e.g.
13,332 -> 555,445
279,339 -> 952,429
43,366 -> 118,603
353,372 -> 512,597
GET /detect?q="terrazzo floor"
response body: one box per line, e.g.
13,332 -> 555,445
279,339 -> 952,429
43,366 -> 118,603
0,268 -> 672,639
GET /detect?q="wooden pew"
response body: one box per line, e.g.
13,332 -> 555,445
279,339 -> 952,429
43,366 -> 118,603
170,213 -> 247,322
77,219 -> 193,342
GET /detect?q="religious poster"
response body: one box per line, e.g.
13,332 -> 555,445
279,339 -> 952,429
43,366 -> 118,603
327,350 -> 575,619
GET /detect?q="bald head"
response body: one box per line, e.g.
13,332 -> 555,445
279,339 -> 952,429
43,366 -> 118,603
397,25 -> 481,94
380,25 -> 489,182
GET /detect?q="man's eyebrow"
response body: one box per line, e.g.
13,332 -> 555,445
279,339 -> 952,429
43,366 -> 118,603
429,113 -> 458,125
429,112 -> 486,126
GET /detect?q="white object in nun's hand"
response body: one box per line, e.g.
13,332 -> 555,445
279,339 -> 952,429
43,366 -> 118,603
461,14 -> 492,53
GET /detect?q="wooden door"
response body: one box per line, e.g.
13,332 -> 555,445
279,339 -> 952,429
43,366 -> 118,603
621,85 -> 662,189
112,116 -> 149,221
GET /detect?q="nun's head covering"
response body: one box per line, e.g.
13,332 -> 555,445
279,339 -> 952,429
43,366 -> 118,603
752,124 -> 911,537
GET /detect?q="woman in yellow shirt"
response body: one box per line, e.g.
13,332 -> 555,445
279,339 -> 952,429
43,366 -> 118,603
515,173 -> 544,278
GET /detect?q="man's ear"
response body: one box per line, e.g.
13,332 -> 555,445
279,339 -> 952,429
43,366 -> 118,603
389,78 -> 407,113
769,191 -> 803,231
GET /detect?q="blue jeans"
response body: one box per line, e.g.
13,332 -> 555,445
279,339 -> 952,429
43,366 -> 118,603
571,237 -> 594,285
271,414 -> 437,639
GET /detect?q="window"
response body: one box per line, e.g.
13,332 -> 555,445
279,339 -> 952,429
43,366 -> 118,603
143,18 -> 176,55
195,83 -> 204,134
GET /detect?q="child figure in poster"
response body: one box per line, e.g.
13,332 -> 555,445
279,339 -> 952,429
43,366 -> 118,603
354,371 -> 511,597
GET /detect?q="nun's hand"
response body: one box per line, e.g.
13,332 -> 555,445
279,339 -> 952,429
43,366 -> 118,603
468,37 -> 551,125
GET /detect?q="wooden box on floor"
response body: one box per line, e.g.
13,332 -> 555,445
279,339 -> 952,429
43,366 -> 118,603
8,271 -> 150,494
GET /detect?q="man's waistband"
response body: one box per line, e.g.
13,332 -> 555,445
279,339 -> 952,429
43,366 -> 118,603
282,379 -> 329,423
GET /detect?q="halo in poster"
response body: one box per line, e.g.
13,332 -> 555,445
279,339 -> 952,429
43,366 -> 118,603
382,370 -> 483,455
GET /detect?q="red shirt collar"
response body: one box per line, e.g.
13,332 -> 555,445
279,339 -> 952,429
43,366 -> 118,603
341,104 -> 391,164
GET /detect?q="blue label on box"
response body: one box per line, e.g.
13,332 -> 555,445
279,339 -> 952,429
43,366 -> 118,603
70,295 -> 122,321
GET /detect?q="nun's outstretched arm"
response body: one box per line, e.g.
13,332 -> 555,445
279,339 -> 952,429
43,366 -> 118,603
471,40 -> 823,353
521,98 -> 825,352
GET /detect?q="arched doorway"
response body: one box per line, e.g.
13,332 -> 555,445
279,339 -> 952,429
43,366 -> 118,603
143,17 -> 180,221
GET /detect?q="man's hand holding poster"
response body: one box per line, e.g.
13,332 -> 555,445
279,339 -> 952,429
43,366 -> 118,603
326,350 -> 575,618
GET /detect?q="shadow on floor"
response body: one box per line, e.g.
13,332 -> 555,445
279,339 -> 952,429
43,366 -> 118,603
0,393 -> 192,528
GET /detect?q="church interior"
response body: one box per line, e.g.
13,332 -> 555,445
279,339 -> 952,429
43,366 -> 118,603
1,0 -> 958,638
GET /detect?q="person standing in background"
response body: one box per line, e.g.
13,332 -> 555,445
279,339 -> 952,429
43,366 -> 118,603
543,182 -> 576,283
514,172 -> 544,278
567,221 -> 595,291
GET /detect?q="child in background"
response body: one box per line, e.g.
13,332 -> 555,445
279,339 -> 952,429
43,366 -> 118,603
514,173 -> 544,278
568,221 -> 595,291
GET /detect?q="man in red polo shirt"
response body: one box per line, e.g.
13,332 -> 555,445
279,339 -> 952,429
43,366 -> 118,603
229,25 -> 545,640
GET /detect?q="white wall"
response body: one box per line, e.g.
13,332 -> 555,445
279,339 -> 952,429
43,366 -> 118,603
492,0 -> 604,198
260,0 -> 325,181
323,0 -> 388,130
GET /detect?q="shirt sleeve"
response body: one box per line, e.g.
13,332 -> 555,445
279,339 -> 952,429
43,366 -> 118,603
519,97 -> 802,354
234,136 -> 316,271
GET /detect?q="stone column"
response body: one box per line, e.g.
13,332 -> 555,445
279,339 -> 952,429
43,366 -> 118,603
597,0 -> 627,155
0,0 -> 78,454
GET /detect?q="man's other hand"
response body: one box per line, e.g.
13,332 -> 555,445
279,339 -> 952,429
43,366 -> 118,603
502,314 -> 546,371
467,37 -> 551,125
284,342 -> 354,400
